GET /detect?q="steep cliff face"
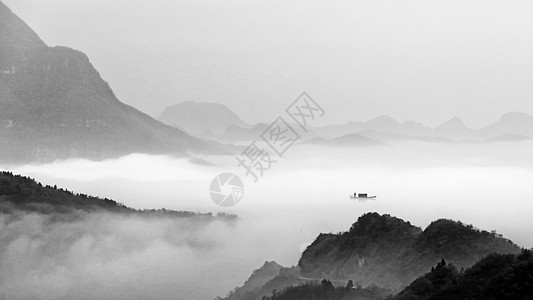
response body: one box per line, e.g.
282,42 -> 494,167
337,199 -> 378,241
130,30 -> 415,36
0,1 -> 223,162
298,213 -> 520,290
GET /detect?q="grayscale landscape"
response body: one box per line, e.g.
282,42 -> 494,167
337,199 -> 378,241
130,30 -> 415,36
1,1 -> 532,299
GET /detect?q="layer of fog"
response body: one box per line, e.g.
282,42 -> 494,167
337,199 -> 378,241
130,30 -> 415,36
2,141 -> 533,299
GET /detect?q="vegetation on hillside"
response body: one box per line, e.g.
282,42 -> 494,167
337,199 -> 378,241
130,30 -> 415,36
298,213 -> 519,290
253,250 -> 533,300
393,249 -> 533,299
0,171 -> 236,221
261,280 -> 391,300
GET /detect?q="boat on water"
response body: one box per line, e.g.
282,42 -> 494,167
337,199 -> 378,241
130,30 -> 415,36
350,193 -> 377,199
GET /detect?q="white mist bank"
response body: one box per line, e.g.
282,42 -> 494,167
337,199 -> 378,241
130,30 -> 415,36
1,141 -> 533,299
0,212 -> 286,300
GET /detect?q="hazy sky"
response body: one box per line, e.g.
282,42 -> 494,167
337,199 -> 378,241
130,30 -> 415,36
4,0 -> 533,128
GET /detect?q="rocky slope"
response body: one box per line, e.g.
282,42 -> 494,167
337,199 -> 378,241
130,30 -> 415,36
0,1 -> 224,163
221,213 -> 521,300
298,213 -> 520,290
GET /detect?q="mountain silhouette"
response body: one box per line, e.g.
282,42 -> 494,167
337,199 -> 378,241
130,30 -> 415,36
393,250 -> 533,300
221,213 -> 521,300
477,112 -> 533,140
435,117 -> 476,140
159,101 -> 250,136
256,250 -> 533,300
357,129 -> 451,143
298,213 -> 520,290
0,1 -> 224,163
306,133 -> 388,147
222,261 -> 285,300
311,113 -> 533,143
0,171 -> 238,222
314,116 -> 434,139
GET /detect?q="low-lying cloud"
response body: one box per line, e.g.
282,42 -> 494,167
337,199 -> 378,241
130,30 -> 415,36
0,211 -> 255,300
1,142 -> 533,299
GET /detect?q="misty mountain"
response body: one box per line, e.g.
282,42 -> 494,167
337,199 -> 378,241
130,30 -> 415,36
222,261 -> 285,300
313,116 -> 434,139
0,171 -> 236,221
214,123 -> 270,142
434,117 -> 476,140
306,134 -> 387,147
159,101 -> 250,136
311,113 -> 533,143
477,112 -> 533,140
221,264 -> 304,300
209,122 -> 319,144
257,250 -> 533,300
222,213 -> 520,300
357,129 -> 451,144
298,213 -> 520,290
0,1 -> 224,163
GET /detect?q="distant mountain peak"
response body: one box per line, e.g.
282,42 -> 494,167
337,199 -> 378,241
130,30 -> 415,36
499,111 -> 533,122
477,111 -> 533,140
449,116 -> 464,123
367,115 -> 399,126
437,116 -> 467,128
434,116 -> 474,139
307,133 -> 387,147
159,101 -> 248,136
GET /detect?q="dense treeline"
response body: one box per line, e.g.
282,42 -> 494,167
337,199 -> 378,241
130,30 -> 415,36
0,171 -> 236,220
261,280 -> 391,300
258,250 -> 533,300
298,213 -> 519,290
394,249 -> 533,299
221,213 -> 523,300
